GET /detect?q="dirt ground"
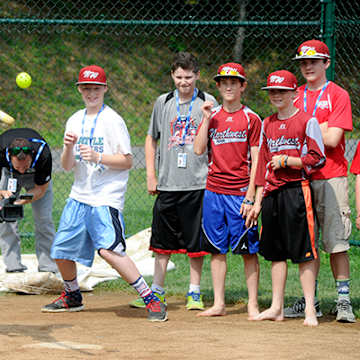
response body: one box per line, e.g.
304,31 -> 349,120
1,292 -> 360,360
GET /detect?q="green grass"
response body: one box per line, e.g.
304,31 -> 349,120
95,247 -> 360,317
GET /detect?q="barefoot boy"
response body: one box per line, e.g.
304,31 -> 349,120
284,40 -> 355,323
194,62 -> 261,319
246,70 -> 325,326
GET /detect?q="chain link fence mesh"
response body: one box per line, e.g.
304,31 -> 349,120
0,0 -> 359,247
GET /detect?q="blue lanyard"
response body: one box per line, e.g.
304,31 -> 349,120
5,138 -> 47,177
174,88 -> 198,146
304,81 -> 329,116
81,103 -> 105,146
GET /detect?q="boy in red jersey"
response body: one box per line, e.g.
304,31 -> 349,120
284,39 -> 356,323
194,63 -> 261,319
246,70 -> 325,327
350,144 -> 360,230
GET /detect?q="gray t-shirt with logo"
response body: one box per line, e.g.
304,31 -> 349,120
148,89 -> 218,191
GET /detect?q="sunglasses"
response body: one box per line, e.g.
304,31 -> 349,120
8,146 -> 32,156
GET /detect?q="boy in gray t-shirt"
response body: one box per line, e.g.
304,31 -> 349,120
130,52 -> 217,312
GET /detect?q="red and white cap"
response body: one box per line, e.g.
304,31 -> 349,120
76,65 -> 107,85
214,62 -> 246,82
293,39 -> 330,60
261,70 -> 297,90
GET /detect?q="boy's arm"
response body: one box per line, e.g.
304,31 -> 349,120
61,131 -> 77,171
240,145 -> 259,217
270,154 -> 303,170
193,101 -> 213,155
319,122 -> 344,148
145,134 -> 158,195
245,185 -> 264,228
79,145 -> 132,170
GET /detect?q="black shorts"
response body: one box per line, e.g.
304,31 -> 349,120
150,190 -> 207,257
260,180 -> 317,264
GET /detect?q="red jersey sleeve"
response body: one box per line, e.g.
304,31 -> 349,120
248,112 -> 262,147
350,142 -> 360,174
327,85 -> 353,132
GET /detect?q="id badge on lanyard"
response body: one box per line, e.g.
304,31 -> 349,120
177,152 -> 187,168
175,89 -> 197,169
7,178 -> 17,192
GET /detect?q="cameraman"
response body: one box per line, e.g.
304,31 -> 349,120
0,128 -> 57,273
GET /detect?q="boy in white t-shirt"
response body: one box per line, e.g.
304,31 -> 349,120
41,65 -> 167,322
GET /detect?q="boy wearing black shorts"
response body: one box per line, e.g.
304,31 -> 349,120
246,70 -> 325,326
130,52 -> 218,311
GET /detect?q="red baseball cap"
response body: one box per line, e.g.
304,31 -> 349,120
293,39 -> 330,60
261,70 -> 297,90
214,62 -> 246,82
76,65 -> 107,85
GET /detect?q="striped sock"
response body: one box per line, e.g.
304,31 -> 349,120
189,284 -> 201,294
336,279 -> 350,302
131,276 -> 154,305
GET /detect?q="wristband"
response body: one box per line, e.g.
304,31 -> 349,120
280,155 -> 288,168
280,156 -> 285,168
97,153 -> 102,165
243,199 -> 255,205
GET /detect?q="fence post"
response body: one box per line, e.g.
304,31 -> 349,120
320,0 -> 336,80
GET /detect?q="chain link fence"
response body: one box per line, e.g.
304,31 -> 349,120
0,0 -> 359,244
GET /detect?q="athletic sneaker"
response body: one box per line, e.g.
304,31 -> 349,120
333,299 -> 356,323
185,292 -> 204,310
284,297 -> 323,318
146,299 -> 168,322
129,291 -> 167,309
41,290 -> 84,313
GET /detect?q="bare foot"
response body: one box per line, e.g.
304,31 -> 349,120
254,307 -> 283,321
304,308 -> 318,327
247,303 -> 260,320
197,306 -> 226,317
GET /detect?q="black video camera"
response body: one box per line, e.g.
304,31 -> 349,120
0,193 -> 33,222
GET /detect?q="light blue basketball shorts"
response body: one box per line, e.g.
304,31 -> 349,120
51,198 -> 126,267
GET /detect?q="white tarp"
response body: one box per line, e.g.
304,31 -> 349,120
0,228 -> 175,294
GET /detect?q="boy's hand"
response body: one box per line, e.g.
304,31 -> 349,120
201,101 -> 214,120
64,132 -> 78,147
147,175 -> 159,196
270,155 -> 282,170
245,203 -> 261,228
240,201 -> 253,218
79,145 -> 97,163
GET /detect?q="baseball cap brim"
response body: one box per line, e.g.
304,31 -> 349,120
261,86 -> 296,90
292,54 -> 330,60
76,81 -> 107,85
214,74 -> 246,81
